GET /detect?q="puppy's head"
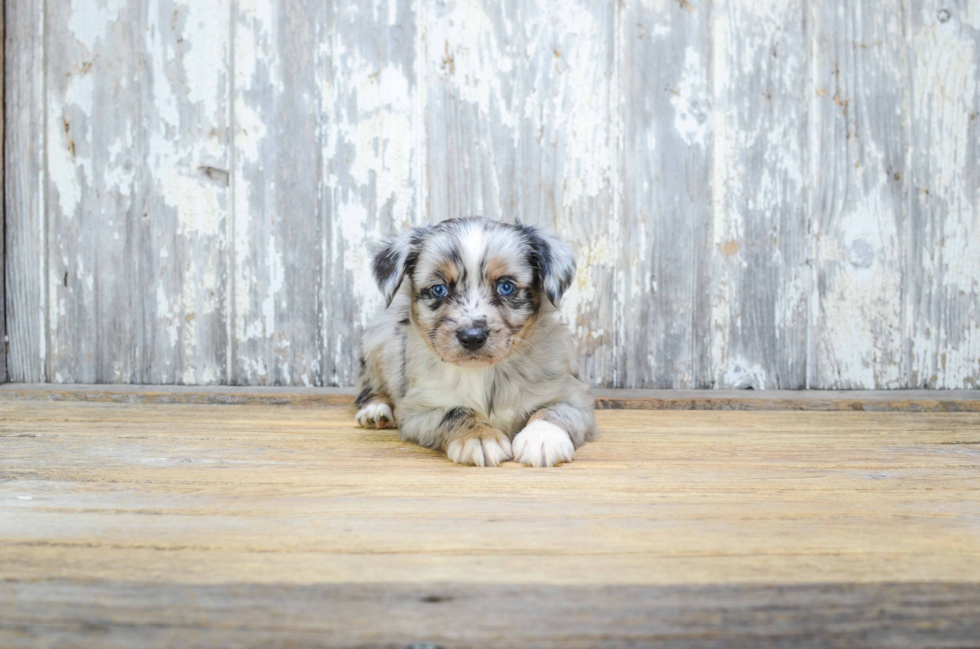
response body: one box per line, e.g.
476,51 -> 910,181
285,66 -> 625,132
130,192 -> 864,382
372,217 -> 575,367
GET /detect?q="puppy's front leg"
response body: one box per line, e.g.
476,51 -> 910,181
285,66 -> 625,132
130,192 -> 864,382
514,391 -> 598,468
399,404 -> 513,467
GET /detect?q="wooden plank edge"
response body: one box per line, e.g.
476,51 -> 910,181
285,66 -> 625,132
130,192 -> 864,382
1,384 -> 979,411
2,580 -> 979,649
593,389 -> 980,412
0,384 -> 358,406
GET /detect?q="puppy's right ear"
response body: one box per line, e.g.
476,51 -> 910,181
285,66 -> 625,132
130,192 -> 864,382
372,226 -> 430,307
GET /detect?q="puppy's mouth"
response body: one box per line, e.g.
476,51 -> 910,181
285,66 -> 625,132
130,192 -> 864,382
446,338 -> 516,368
453,354 -> 497,368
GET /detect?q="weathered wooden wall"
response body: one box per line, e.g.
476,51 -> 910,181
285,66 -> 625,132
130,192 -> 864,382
0,0 -> 5,382
3,0 -> 979,389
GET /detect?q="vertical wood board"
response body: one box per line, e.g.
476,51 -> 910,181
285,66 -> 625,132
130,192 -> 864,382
620,0 -> 712,389
907,0 -> 980,389
4,0 -> 45,382
0,0 -> 5,382
44,0 -> 231,384
232,0 -> 323,385
139,0 -> 232,385
809,0 -> 910,389
322,0 -> 424,387
708,0 -> 809,389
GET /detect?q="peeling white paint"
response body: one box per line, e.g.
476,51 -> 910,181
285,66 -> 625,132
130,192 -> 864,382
907,5 -> 980,388
672,47 -> 710,149
723,358 -> 769,390
428,0 -> 516,128
11,0 -> 980,390
336,201 -> 384,328
67,0 -> 127,52
815,188 -> 905,388
263,235 -> 284,337
48,72 -> 95,219
182,1 -> 229,115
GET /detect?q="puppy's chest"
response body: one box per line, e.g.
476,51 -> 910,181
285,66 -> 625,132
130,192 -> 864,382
413,367 -> 528,434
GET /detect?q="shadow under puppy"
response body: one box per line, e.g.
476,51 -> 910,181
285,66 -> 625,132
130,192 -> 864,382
355,217 -> 598,467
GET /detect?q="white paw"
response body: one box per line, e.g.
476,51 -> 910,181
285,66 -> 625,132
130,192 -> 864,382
355,402 -> 395,429
446,429 -> 513,467
512,420 -> 575,467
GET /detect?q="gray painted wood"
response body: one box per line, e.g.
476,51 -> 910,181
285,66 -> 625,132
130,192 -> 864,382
322,0 -> 423,387
0,0 -> 5,383
908,0 -> 980,389
810,0 -> 911,389
4,0 -> 980,389
620,0 -> 712,389
232,0 -> 323,386
139,0 -> 232,385
43,0 -> 231,384
512,0 -> 618,388
46,0 -> 142,383
4,0 -> 45,383
708,0 -> 809,389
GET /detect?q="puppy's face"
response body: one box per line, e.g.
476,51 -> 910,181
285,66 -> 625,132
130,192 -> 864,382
373,218 -> 576,368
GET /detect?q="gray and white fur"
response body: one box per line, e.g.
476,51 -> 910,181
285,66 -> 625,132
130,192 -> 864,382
355,217 -> 598,467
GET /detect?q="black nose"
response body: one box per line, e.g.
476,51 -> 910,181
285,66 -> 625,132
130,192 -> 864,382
456,328 -> 489,351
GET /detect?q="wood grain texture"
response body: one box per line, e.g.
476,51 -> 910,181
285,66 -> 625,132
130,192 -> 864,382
908,0 -> 980,389
3,581 -> 979,649
0,0 -> 5,383
4,0 -> 45,382
1,401 -> 979,645
619,0 -> 712,389
45,0 -> 141,383
4,0 -> 980,390
43,0 -> 231,384
809,0 -> 911,389
139,0 -> 232,385
322,0 -> 423,387
232,0 -> 324,386
709,0 -> 808,389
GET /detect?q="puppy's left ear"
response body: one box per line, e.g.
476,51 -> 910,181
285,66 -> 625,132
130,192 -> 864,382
524,226 -> 577,307
372,226 -> 431,307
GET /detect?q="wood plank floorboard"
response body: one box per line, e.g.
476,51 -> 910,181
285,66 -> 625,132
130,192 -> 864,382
1,398 -> 979,647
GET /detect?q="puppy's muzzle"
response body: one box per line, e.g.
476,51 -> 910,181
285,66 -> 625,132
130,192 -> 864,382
456,327 -> 489,351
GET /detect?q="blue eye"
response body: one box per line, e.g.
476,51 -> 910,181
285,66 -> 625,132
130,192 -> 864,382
497,281 -> 516,296
430,284 -> 448,298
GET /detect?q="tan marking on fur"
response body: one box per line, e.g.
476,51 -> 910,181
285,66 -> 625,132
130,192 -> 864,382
434,258 -> 461,285
527,409 -> 548,423
484,256 -> 513,283
442,417 -> 508,449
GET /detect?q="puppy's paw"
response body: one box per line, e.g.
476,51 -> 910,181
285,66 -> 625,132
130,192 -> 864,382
446,426 -> 513,467
513,420 -> 575,467
355,402 -> 395,429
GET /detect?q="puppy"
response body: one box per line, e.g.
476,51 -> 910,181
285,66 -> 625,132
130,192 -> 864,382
354,217 -> 598,467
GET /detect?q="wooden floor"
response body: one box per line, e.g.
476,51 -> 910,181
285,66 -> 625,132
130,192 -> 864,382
2,393 -> 980,647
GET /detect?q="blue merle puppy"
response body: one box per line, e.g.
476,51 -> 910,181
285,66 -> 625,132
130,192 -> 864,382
355,217 -> 598,467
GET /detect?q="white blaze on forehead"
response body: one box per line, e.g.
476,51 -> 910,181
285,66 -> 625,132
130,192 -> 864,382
460,224 -> 487,292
